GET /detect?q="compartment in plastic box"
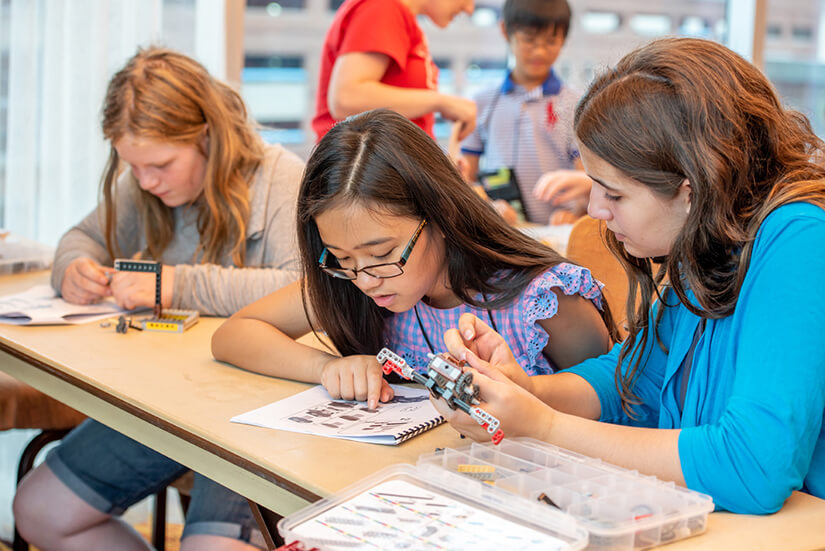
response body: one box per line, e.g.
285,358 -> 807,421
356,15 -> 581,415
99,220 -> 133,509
278,464 -> 588,551
416,448 -> 518,483
474,439 -> 565,468
495,467 -> 577,501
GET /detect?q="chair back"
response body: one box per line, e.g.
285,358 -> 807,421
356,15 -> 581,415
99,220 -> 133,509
566,216 -> 629,339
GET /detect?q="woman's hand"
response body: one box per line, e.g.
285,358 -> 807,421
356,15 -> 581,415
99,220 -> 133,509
319,355 -> 395,410
109,264 -> 174,310
430,366 -> 553,442
443,313 -> 534,393
61,258 -> 114,304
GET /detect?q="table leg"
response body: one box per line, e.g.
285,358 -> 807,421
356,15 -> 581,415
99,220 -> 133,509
248,500 -> 285,550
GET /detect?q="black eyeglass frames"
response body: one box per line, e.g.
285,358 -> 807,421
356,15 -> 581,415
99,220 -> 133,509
318,219 -> 428,280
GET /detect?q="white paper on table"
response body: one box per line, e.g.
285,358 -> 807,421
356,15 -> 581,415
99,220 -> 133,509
520,224 -> 573,256
0,284 -> 132,325
232,384 -> 444,445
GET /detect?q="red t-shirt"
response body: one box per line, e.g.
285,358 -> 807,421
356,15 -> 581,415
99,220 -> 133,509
312,0 -> 439,141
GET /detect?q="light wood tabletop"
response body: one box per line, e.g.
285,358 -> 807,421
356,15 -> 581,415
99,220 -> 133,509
0,271 -> 823,550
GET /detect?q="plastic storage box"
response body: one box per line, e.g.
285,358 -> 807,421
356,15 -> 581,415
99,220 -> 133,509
0,232 -> 53,274
416,438 -> 714,550
278,438 -> 714,550
278,462 -> 588,550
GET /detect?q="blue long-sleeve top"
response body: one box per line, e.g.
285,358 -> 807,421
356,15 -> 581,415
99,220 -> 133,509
566,202 -> 825,514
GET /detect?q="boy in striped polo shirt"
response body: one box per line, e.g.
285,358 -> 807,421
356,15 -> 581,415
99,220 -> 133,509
460,0 -> 592,225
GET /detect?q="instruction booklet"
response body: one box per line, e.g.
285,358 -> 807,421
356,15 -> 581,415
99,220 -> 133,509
231,384 -> 444,445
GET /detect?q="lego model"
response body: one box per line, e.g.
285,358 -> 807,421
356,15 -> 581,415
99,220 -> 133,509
114,259 -> 199,332
376,347 -> 504,444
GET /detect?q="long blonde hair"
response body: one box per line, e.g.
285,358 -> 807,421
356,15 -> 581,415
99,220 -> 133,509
100,47 -> 265,265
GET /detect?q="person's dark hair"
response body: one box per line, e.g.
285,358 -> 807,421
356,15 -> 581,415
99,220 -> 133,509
502,0 -> 571,38
574,37 -> 825,416
297,108 -> 617,356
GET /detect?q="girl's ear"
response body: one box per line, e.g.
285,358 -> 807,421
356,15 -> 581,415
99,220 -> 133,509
201,124 -> 210,155
680,179 -> 692,215
500,21 -> 510,43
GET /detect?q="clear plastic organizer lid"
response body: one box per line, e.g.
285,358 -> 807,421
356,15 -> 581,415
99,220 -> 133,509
277,463 -> 588,551
416,438 -> 714,551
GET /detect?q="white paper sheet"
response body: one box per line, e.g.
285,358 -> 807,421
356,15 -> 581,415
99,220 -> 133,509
0,285 -> 131,325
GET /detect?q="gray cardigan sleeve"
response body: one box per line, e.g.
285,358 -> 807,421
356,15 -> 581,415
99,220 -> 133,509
50,174 -> 141,294
170,145 -> 304,316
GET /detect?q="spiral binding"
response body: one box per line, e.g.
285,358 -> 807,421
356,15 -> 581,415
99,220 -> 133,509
394,415 -> 445,444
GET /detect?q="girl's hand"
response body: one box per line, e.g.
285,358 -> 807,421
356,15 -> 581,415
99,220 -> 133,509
533,170 -> 592,214
109,264 -> 174,310
443,313 -> 533,394
61,258 -> 114,304
549,209 -> 581,226
430,366 -> 553,441
492,199 -> 519,225
438,95 -> 477,141
319,355 -> 395,410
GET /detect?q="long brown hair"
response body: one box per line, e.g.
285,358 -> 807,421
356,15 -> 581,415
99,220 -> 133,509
298,109 -> 617,356
574,37 -> 825,415
100,47 -> 265,265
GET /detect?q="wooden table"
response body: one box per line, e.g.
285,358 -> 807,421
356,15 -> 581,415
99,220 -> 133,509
1,271 -> 823,550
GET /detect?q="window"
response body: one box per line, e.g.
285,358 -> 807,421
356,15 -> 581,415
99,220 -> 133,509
247,0 -> 306,11
580,12 -> 622,34
243,55 -> 308,145
680,16 -> 711,37
764,0 -> 825,138
629,14 -> 672,37
792,25 -> 814,41
0,0 -> 223,245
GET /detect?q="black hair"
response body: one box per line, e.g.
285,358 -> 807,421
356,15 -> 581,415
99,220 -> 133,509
502,0 -> 572,37
297,109 -> 616,356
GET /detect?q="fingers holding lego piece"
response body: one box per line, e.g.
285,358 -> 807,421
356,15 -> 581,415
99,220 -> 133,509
431,368 -> 549,442
320,355 -> 394,410
442,313 -> 532,392
110,264 -> 174,311
61,257 -> 114,304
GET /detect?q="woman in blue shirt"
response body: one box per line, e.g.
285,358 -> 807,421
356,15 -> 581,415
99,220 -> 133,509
432,37 -> 825,514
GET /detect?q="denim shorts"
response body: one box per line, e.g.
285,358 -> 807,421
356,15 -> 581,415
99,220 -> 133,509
46,419 -> 265,547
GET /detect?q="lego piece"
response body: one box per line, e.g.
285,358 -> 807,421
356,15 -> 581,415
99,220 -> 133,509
376,347 -> 505,444
139,309 -> 199,333
114,259 -> 163,318
456,463 -> 496,480
114,258 -> 199,333
538,492 -> 561,509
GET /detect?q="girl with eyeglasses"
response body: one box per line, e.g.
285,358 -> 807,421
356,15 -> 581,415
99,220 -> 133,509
213,108 -> 618,410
